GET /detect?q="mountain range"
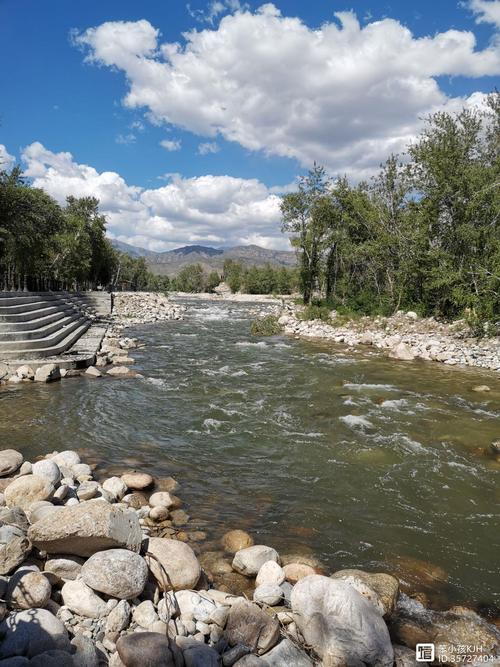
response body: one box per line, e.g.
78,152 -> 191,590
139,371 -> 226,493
111,240 -> 297,276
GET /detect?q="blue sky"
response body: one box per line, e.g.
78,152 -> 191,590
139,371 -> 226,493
1,0 -> 499,250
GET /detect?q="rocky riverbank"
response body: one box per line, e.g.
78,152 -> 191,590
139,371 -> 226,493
276,306 -> 500,374
0,447 -> 498,667
0,292 -> 185,385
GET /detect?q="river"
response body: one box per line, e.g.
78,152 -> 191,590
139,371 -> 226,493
1,297 -> 498,612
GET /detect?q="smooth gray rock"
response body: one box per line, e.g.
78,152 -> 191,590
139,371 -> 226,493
0,450 -> 23,477
177,636 -> 220,666
32,461 -> 61,486
291,575 -> 394,667
116,633 -> 174,667
49,451 -> 80,469
7,570 -> 51,609
105,600 -> 131,635
253,584 -> 283,606
71,634 -> 100,667
81,549 -> 147,599
260,639 -> 313,666
0,608 -> 70,659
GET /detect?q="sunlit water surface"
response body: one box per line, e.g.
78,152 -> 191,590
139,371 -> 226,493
1,298 -> 499,610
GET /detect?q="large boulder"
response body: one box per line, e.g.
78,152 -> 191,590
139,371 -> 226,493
61,579 -> 107,618
116,633 -> 175,667
331,569 -> 399,616
0,450 -> 23,477
291,575 -> 394,667
81,549 -> 148,599
28,500 -> 142,556
0,608 -> 70,659
4,475 -> 54,510
232,545 -> 279,576
32,460 -> 61,486
145,538 -> 201,591
224,600 -> 280,655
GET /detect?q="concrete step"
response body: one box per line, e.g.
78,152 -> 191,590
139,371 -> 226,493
0,312 -> 82,341
0,294 -> 62,306
0,321 -> 92,359
0,299 -> 67,315
0,305 -> 68,323
0,309 -> 71,332
0,316 -> 89,352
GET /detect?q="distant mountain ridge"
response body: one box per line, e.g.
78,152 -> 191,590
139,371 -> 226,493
111,240 -> 296,276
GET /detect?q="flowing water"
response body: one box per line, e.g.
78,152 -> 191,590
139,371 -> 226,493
1,298 -> 499,611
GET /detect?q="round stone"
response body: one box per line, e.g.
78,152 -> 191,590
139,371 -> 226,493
221,529 -> 254,554
8,571 -> 52,609
4,475 -> 54,510
121,471 -> 154,490
256,560 -> 285,587
0,608 -> 70,659
32,460 -> 61,486
0,450 -> 23,477
283,562 -> 317,583
149,492 -> 175,508
81,549 -> 148,600
145,538 -> 201,591
232,545 -> 279,576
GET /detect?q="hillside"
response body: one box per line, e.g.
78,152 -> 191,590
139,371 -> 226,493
111,241 -> 297,276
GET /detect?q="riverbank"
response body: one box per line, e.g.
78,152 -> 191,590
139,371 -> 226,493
0,446 -> 498,666
275,305 -> 500,374
0,292 -> 185,385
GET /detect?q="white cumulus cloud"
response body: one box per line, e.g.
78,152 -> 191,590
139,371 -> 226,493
21,142 -> 286,251
74,6 -> 500,179
468,0 -> 500,28
0,145 -> 16,171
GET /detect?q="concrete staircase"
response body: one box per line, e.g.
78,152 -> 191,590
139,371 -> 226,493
0,292 -> 111,361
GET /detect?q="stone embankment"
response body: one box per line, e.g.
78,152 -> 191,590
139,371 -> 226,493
277,307 -> 500,373
0,292 -> 184,386
0,447 -> 498,666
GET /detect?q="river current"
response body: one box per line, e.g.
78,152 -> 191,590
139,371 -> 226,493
1,298 -> 499,611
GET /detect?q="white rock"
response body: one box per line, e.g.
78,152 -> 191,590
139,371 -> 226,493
232,545 -> 279,576
102,477 -> 128,501
61,580 -> 107,618
50,451 -> 81,468
146,539 -> 201,591
256,560 -> 285,587
133,600 -> 159,629
81,549 -> 148,599
291,576 -> 393,667
32,460 -> 61,486
253,583 -> 283,606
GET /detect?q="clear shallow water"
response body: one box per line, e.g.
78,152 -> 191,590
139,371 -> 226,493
1,298 -> 499,610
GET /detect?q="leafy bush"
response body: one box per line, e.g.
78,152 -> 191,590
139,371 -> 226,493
250,315 -> 282,336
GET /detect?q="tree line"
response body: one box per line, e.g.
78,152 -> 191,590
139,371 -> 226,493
0,168 -> 168,292
164,260 -> 299,294
281,93 -> 499,333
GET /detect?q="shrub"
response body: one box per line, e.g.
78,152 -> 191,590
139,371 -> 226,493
250,315 -> 282,336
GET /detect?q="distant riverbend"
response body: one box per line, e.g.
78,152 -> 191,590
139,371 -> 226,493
1,296 -> 499,610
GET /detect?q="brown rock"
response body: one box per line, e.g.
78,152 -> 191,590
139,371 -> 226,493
0,450 -> 23,477
145,537 -> 201,591
331,568 -> 400,616
283,562 -> 316,583
221,529 -> 254,554
224,600 -> 280,655
121,471 -> 154,490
